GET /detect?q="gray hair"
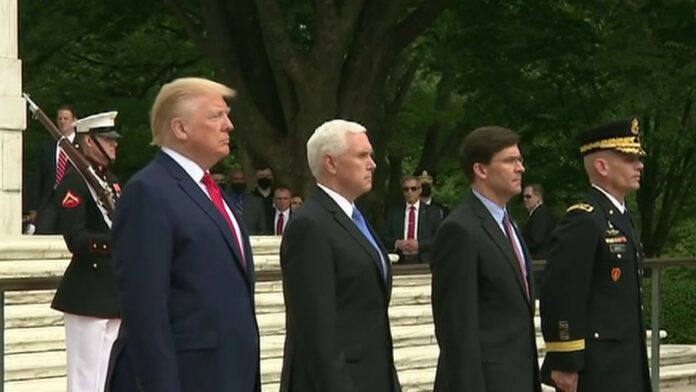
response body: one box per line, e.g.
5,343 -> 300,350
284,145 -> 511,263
306,119 -> 367,179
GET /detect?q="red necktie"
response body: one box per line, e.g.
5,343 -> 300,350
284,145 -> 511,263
201,173 -> 246,266
276,212 -> 285,235
407,205 -> 416,239
503,212 -> 529,299
55,148 -> 69,187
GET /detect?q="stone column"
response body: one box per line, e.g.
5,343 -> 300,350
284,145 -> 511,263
0,0 -> 25,235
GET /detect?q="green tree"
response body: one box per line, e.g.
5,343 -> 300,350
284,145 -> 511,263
165,0 -> 451,196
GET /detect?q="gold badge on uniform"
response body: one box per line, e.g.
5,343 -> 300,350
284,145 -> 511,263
606,228 -> 620,236
611,267 -> 622,282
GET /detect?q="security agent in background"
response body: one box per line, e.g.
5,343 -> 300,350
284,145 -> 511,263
540,118 -> 651,392
51,111 -> 122,392
382,176 -> 442,264
417,170 -> 449,219
30,105 -> 78,234
522,183 -> 556,260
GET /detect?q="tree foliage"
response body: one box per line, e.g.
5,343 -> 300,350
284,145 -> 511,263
20,0 -> 696,253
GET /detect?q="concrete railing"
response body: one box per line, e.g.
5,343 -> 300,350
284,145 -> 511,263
1,235 -> 695,391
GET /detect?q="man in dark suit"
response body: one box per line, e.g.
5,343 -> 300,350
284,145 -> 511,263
51,111 -> 122,392
382,175 -> 442,264
107,77 -> 259,392
270,186 -> 292,235
417,170 -> 449,219
431,126 -> 541,392
540,118 -> 651,392
29,104 -> 78,234
252,165 -> 274,220
226,167 -> 269,235
522,183 -> 556,259
279,119 -> 401,392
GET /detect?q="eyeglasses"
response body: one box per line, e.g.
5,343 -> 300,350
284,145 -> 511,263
402,186 -> 421,192
493,156 -> 524,165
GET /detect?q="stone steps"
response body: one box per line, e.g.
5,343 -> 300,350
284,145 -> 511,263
1,253 -> 693,391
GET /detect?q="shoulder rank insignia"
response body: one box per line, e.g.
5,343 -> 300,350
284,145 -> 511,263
566,203 -> 594,213
62,191 -> 81,208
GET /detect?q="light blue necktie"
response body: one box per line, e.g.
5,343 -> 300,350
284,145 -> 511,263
351,208 -> 387,281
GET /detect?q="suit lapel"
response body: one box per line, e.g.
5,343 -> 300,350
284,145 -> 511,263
222,192 -> 255,280
155,152 -> 248,276
417,204 -> 426,238
469,193 -> 530,303
313,187 -> 388,291
514,219 -> 535,309
50,142 -> 58,177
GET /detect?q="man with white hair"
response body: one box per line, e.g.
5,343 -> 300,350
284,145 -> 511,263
107,77 -> 259,392
279,119 -> 401,392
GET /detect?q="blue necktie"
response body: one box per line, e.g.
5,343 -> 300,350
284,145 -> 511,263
351,207 -> 387,281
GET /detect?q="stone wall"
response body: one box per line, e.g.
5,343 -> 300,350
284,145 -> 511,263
0,0 -> 25,236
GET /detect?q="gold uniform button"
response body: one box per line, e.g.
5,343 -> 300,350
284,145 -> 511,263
92,263 -> 98,268
102,244 -> 107,249
617,254 -> 622,259
594,332 -> 600,338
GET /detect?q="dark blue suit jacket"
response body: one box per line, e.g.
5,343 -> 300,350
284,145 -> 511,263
107,151 -> 260,392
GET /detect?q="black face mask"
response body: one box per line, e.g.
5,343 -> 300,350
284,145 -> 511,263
421,184 -> 433,197
257,178 -> 272,190
229,183 -> 247,193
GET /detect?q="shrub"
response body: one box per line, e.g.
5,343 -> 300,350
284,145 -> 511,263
643,267 -> 696,344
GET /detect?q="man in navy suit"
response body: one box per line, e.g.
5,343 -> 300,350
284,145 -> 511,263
107,77 -> 260,392
279,119 -> 401,392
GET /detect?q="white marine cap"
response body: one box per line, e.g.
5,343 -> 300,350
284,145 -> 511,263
73,111 -> 121,138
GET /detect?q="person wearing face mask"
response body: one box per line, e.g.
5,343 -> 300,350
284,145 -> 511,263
417,170 -> 449,219
252,166 -> 275,222
226,167 -> 270,235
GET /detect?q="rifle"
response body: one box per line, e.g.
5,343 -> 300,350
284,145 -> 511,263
23,93 -> 117,219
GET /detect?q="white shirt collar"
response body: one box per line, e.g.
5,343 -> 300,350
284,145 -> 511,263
317,183 -> 354,218
406,200 -> 421,210
161,147 -> 206,183
592,184 -> 626,213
